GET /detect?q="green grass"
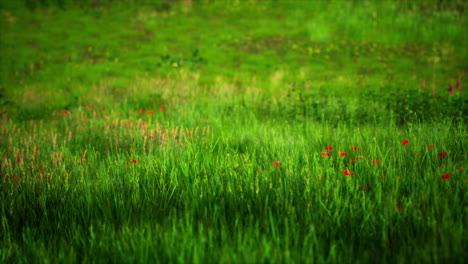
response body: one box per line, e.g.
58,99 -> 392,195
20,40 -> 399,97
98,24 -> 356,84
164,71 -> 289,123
1,0 -> 467,263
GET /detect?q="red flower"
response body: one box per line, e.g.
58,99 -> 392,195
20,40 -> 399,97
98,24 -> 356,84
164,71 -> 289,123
343,170 -> 354,176
12,175 -> 18,179
160,105 -> 166,111
81,118 -> 86,122
125,164 -> 130,167
102,107 -> 106,110
460,167 -> 465,170
38,165 -> 43,169
131,159 -> 137,163
441,173 -> 450,180
272,161 -> 281,167
321,152 -> 330,157
138,109 -> 145,114
360,184 -> 371,189
427,144 -> 434,149
16,158 -> 21,163
325,146 -> 333,150
438,152 -> 448,157
395,205 -> 402,211
34,148 -> 39,152
339,152 -> 347,156
86,105 -> 92,108
402,140 -> 409,145
372,159 -> 379,164
320,176 -> 325,179
61,110 -> 68,115
147,110 -> 154,114
350,146 -> 359,150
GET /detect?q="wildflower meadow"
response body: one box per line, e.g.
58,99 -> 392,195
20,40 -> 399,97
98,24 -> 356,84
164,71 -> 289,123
0,0 -> 467,263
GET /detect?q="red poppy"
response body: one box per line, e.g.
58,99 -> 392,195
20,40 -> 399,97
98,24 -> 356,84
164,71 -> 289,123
343,170 -> 354,176
320,176 -> 325,179
438,152 -> 448,157
147,110 -> 154,114
361,184 -> 371,189
402,140 -> 409,145
81,118 -> 86,122
61,110 -> 68,115
131,159 -> 137,163
125,164 -> 130,167
34,148 -> 39,152
272,161 -> 281,167
325,146 -> 333,151
12,175 -> 18,179
427,144 -> 434,149
460,167 -> 465,170
395,205 -> 402,211
321,152 -> 330,157
339,152 -> 347,156
350,146 -> 359,150
102,107 -> 106,110
160,105 -> 166,111
441,173 -> 450,180
86,105 -> 92,108
38,165 -> 43,169
16,158 -> 21,163
138,109 -> 145,114
349,160 -> 355,164
372,159 -> 379,164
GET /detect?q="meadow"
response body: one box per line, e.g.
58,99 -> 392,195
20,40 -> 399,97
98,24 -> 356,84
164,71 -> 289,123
0,0 -> 467,263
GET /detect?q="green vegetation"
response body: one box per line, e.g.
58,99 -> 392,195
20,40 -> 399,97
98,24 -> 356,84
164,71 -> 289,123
1,0 -> 467,263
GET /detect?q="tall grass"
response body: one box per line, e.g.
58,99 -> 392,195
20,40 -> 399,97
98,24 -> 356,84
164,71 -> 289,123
1,0 -> 467,263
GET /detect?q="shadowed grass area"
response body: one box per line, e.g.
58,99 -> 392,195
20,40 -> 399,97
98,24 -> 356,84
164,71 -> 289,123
0,0 -> 467,263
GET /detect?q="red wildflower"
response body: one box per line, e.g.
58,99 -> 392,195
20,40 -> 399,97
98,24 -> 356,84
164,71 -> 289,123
147,110 -> 154,114
38,165 -> 43,169
325,146 -> 333,151
395,206 -> 402,211
320,176 -> 325,179
125,164 -> 130,167
131,159 -> 137,163
438,152 -> 448,157
272,161 -> 281,167
34,148 -> 39,152
101,107 -> 106,110
16,158 -> 21,163
343,170 -> 354,176
427,144 -> 434,149
349,160 -> 355,164
448,83 -> 454,96
138,109 -> 145,114
321,152 -> 330,157
160,105 -> 166,111
460,167 -> 465,170
12,175 -> 18,179
372,159 -> 379,164
86,105 -> 92,108
61,110 -> 68,115
339,152 -> 347,156
402,140 -> 409,145
360,184 -> 371,189
81,118 -> 86,122
441,173 -> 450,180
350,146 -> 359,150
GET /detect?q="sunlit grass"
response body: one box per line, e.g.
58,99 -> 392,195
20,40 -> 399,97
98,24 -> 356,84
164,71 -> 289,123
1,0 -> 467,263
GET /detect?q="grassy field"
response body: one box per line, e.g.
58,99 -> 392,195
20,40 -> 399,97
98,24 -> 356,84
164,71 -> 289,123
1,0 -> 467,263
